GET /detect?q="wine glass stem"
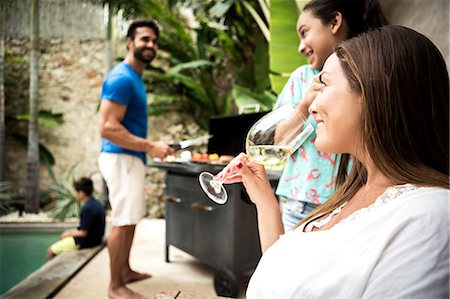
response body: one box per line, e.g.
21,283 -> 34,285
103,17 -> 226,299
211,177 -> 225,193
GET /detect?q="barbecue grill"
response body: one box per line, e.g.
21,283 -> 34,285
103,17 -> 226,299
151,112 -> 280,297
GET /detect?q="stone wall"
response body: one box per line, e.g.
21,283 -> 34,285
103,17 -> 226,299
5,38 -> 105,194
4,0 -> 107,39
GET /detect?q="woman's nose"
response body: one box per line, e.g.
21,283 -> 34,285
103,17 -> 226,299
308,98 -> 317,115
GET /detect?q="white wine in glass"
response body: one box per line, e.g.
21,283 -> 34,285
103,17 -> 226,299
199,103 -> 314,204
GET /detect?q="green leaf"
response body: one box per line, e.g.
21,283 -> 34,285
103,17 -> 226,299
43,163 -> 81,220
258,0 -> 270,23
269,0 -> 307,93
254,32 -> 270,93
232,84 -> 274,112
167,60 -> 212,75
15,110 -> 64,128
242,0 -> 270,42
209,0 -> 235,18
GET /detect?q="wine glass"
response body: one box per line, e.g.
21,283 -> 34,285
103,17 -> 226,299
199,103 -> 314,204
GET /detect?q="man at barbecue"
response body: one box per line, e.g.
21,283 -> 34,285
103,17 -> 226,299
98,18 -> 174,299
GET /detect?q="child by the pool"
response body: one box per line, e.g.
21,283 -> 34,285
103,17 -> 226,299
46,177 -> 106,260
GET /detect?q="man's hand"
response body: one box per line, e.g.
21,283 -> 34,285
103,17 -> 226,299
146,140 -> 175,159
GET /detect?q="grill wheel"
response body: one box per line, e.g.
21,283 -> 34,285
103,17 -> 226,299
214,269 -> 239,298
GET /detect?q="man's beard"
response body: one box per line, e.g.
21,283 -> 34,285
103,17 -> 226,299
134,47 -> 156,64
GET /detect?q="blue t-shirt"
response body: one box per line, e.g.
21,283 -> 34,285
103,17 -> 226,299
274,65 -> 342,205
75,197 -> 106,249
100,61 -> 148,163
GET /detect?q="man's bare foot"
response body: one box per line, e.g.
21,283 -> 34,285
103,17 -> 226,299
123,270 -> 152,284
108,285 -> 147,299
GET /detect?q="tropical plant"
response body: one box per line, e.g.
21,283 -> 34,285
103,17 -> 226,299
131,0 -> 276,129
88,0 -> 300,129
0,181 -> 14,215
269,0 -> 307,93
43,163 -> 81,221
25,0 -> 40,214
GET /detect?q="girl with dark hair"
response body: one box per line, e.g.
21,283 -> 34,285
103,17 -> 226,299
219,25 -> 449,298
274,0 -> 390,232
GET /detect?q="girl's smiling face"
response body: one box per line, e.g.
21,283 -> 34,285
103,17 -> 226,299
297,10 -> 342,71
309,53 -> 362,156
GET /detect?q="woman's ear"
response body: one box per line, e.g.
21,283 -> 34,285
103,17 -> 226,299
330,12 -> 343,34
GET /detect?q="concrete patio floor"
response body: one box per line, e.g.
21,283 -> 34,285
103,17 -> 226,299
54,218 -> 248,299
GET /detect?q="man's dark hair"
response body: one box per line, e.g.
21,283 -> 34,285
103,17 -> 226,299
126,18 -> 160,40
73,177 -> 94,197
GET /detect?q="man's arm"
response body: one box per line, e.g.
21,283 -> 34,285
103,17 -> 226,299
98,99 -> 174,159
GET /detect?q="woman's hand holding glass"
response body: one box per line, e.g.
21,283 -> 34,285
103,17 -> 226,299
214,153 -> 272,205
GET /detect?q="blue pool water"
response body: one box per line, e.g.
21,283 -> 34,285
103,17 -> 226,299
0,230 -> 62,295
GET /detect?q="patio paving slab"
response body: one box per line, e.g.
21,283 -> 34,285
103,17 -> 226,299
54,218 -> 248,299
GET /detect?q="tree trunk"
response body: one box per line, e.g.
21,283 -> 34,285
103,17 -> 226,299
0,0 -> 6,182
105,2 -> 114,72
25,0 -> 40,213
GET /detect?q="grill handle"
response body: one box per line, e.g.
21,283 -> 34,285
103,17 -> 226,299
191,203 -> 214,212
165,195 -> 181,204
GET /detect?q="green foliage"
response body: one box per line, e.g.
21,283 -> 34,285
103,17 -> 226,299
87,0 -> 149,19
15,109 -> 64,128
43,164 -> 81,221
90,0 -> 277,128
136,0 -> 275,129
242,0 -> 269,41
0,181 -> 14,215
232,84 -> 276,112
269,0 -> 307,93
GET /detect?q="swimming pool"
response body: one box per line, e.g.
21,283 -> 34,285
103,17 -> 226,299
0,224 -> 73,295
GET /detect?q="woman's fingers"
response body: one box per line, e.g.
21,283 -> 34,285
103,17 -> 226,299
214,153 -> 248,182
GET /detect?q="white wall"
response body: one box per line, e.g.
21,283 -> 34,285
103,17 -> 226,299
380,0 -> 449,66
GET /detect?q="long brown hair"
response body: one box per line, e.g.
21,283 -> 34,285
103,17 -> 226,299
303,0 -> 389,38
299,25 -> 449,227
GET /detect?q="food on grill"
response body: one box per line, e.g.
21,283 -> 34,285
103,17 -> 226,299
180,150 -> 192,162
209,153 -> 219,161
165,155 -> 176,162
190,153 -> 233,164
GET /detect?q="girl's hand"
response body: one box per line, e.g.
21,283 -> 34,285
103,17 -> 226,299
297,74 -> 321,117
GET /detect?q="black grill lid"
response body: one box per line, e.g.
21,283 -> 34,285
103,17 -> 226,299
207,112 -> 268,156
